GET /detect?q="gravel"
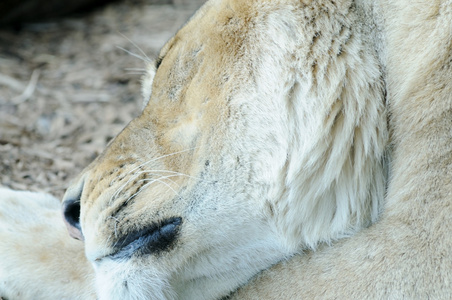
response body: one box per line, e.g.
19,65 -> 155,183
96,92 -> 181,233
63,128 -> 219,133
0,0 -> 204,198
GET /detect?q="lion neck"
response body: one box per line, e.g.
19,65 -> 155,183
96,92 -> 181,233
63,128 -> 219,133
270,1 -> 388,251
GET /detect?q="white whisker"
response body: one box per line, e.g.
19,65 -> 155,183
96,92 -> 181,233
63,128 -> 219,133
107,216 -> 121,238
109,147 -> 198,204
150,178 -> 181,197
125,174 -> 182,204
125,68 -> 147,71
116,46 -> 151,63
128,177 -> 181,204
122,147 -> 199,180
140,169 -> 205,183
118,32 -> 152,63
140,175 -> 182,188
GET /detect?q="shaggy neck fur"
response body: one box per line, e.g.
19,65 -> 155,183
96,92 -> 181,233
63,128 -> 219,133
269,0 -> 387,251
230,1 -> 452,298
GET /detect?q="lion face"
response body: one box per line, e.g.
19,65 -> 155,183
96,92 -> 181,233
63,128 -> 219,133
62,1 -> 387,299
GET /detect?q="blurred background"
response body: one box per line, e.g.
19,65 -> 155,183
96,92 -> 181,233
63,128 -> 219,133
0,0 -> 205,197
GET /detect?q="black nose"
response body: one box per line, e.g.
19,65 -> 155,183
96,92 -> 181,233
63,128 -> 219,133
62,180 -> 84,241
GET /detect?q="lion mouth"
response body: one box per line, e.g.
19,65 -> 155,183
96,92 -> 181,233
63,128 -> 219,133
109,217 -> 182,260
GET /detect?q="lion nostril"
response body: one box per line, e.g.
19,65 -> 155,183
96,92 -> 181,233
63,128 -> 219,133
62,199 -> 84,241
63,200 -> 81,229
62,180 -> 85,241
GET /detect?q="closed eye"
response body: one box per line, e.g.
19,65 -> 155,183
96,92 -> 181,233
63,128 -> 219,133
155,37 -> 178,70
155,56 -> 164,69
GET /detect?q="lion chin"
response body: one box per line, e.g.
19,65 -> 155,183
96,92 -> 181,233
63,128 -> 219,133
1,0 -> 393,299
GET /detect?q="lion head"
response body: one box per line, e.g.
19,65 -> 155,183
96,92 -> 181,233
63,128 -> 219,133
62,0 -> 387,299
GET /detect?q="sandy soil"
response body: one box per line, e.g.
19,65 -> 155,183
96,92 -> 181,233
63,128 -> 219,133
0,0 -> 204,199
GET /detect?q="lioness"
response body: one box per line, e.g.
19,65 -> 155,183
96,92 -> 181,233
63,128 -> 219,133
61,0 -> 387,299
1,0 -> 388,299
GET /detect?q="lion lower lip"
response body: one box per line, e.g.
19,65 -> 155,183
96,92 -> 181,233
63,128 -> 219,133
109,217 -> 182,260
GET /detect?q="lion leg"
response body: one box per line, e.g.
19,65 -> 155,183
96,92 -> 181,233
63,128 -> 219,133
0,188 -> 95,300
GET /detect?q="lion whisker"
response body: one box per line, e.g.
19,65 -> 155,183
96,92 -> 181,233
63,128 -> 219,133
109,148 -> 198,204
139,169 -> 205,182
116,46 -> 151,63
149,178 -> 181,197
124,147 -> 199,179
107,216 -> 121,238
140,175 -> 182,188
109,172 -> 143,205
118,32 -> 152,63
129,177 -> 181,204
126,72 -> 147,75
125,68 -> 147,71
123,175 -> 181,204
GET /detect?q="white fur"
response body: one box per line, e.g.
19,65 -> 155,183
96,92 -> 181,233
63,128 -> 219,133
230,1 -> 452,298
0,188 -> 96,300
1,1 -> 388,299
84,1 -> 387,298
141,62 -> 155,110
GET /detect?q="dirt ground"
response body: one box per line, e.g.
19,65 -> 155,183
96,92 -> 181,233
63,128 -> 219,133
0,0 -> 204,199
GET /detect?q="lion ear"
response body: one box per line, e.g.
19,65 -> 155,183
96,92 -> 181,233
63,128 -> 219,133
141,62 -> 156,111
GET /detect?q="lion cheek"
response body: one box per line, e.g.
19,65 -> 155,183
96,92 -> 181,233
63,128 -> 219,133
165,120 -> 200,149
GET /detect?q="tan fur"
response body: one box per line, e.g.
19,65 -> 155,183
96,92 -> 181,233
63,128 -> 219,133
4,0 -> 388,299
5,0 -> 449,299
60,0 -> 388,299
230,0 -> 452,298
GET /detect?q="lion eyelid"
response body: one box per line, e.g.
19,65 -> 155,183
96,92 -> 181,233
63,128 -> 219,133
156,36 -> 179,70
155,56 -> 163,69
